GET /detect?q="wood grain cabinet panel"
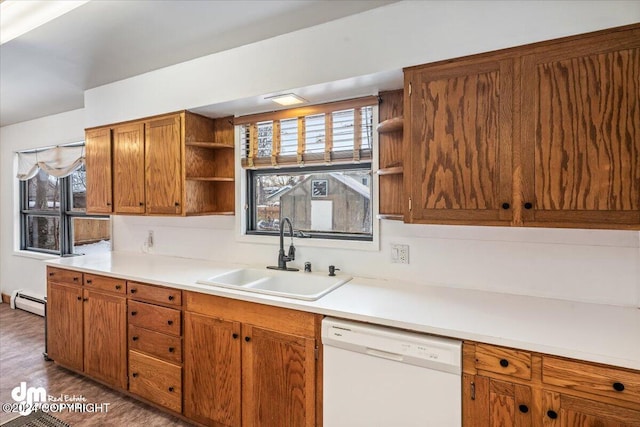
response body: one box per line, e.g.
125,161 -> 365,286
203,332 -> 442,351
404,57 -> 514,225
127,281 -> 182,306
84,273 -> 125,294
128,300 -> 181,336
46,281 -> 84,372
542,390 -> 640,427
83,289 -> 127,390
476,343 -> 532,380
129,351 -> 182,414
113,122 -> 145,214
129,324 -> 182,364
85,127 -> 113,214
145,115 -> 182,215
520,27 -> 640,227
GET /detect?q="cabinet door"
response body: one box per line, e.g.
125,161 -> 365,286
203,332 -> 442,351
242,324 -> 316,427
113,122 -> 145,213
405,58 -> 514,225
462,375 -> 532,427
184,312 -> 241,427
85,127 -> 113,214
145,115 -> 183,215
521,28 -> 640,228
47,282 -> 83,372
83,289 -> 127,389
542,390 -> 640,426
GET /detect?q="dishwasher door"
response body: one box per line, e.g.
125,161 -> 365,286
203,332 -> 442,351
322,317 -> 462,427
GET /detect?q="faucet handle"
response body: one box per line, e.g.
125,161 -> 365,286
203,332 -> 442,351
328,265 -> 340,276
287,244 -> 295,260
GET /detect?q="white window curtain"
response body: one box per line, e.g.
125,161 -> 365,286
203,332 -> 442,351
17,145 -> 84,181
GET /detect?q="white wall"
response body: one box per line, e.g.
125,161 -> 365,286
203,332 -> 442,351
1,1 -> 639,306
0,109 -> 85,299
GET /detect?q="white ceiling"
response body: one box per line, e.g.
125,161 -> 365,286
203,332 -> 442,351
0,0 -> 399,127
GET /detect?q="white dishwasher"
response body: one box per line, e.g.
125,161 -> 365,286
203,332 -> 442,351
322,317 -> 462,427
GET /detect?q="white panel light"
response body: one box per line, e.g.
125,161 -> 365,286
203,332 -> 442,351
266,93 -> 307,106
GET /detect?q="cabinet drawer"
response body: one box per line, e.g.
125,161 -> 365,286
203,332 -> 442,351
128,301 -> 181,336
85,274 -> 126,294
128,281 -> 182,306
475,343 -> 532,380
129,325 -> 182,364
47,267 -> 82,286
129,351 -> 181,413
543,356 -> 640,404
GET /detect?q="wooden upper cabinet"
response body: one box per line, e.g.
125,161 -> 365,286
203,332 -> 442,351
145,115 -> 182,215
113,122 -> 145,214
520,27 -> 640,228
85,127 -> 113,214
405,57 -> 514,225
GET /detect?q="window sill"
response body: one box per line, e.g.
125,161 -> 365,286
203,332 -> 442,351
236,232 -> 379,252
13,250 -> 60,261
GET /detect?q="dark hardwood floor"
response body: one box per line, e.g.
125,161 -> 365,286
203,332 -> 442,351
0,303 -> 192,426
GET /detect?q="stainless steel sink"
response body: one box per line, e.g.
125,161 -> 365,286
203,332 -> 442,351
196,268 -> 351,301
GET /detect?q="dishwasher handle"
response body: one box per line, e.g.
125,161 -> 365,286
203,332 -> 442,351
366,347 -> 404,362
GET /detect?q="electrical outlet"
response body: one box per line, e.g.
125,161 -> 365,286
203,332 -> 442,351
147,230 -> 154,248
390,244 -> 409,264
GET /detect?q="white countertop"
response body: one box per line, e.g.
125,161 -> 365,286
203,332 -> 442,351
46,252 -> 640,370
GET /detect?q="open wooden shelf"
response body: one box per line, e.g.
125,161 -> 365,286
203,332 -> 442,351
186,141 -> 234,149
376,166 -> 404,176
376,116 -> 403,133
186,177 -> 235,182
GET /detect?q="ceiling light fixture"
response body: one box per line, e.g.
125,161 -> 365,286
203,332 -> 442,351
266,93 -> 307,106
1,0 -> 89,45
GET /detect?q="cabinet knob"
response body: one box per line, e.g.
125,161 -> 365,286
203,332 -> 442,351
132,336 -> 139,341
115,285 -> 122,290
77,296 -> 82,301
518,404 -> 529,414
524,202 -> 533,210
132,373 -> 138,378
130,289 -> 137,294
83,298 -> 88,302
174,202 -> 180,207
499,358 -> 509,368
49,272 -> 54,277
547,410 -> 558,419
106,202 -> 111,206
245,336 -> 251,342
168,295 -> 174,301
613,382 -> 625,392
167,320 -> 174,326
86,279 -> 92,284
139,202 -> 144,206
168,347 -> 175,353
501,202 -> 510,210
73,277 -> 79,282
232,333 -> 239,339
131,311 -> 137,316
168,387 -> 174,392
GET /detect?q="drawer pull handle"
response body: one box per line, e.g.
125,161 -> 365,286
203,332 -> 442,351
167,320 -> 174,326
115,285 -> 122,290
132,373 -> 138,378
132,336 -> 139,341
547,410 -> 558,419
524,202 -> 533,210
245,336 -> 251,342
168,387 -> 174,392
49,272 -> 54,277
130,289 -> 137,294
502,202 -> 510,210
73,277 -> 79,282
168,347 -> 175,353
499,358 -> 509,368
518,404 -> 529,414
168,295 -> 174,301
232,333 -> 239,339
613,382 -> 625,392
131,311 -> 137,316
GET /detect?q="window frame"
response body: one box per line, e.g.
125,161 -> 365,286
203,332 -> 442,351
246,163 -> 374,242
19,165 -> 109,256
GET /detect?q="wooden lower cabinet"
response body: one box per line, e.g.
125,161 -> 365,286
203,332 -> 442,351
83,289 -> 127,389
463,342 -> 640,427
129,351 -> 182,413
46,267 -> 127,390
184,292 -> 321,427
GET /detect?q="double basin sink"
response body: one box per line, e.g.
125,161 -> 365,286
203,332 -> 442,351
196,268 -> 352,301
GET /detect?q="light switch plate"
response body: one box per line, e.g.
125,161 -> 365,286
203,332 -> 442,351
391,244 -> 409,264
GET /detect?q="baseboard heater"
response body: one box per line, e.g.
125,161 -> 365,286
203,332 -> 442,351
10,289 -> 46,317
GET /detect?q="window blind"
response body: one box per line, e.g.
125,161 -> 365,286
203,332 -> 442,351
238,96 -> 376,168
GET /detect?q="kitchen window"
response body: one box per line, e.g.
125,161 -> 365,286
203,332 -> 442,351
18,145 -> 111,256
238,97 -> 376,241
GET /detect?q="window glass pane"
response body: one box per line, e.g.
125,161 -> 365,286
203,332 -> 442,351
257,121 -> 273,157
71,165 -> 87,211
332,109 -> 355,152
360,106 -> 374,151
73,217 -> 111,255
305,114 -> 325,154
252,168 -> 372,237
26,170 -> 60,210
280,118 -> 298,155
26,215 -> 60,251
